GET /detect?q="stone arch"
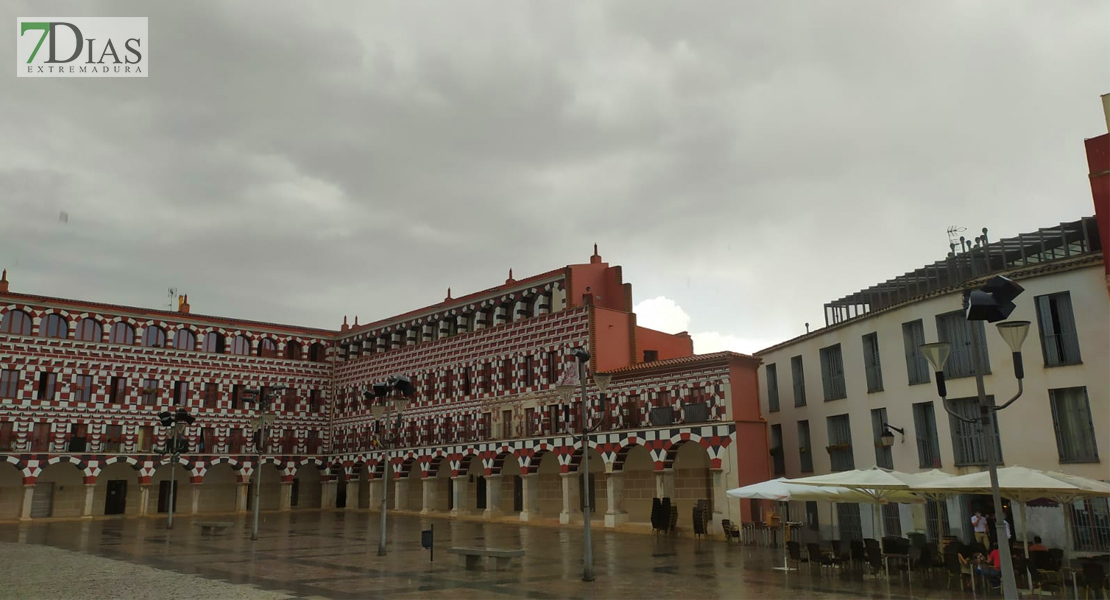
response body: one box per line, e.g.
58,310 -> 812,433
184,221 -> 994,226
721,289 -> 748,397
355,460 -> 371,509
661,434 -> 706,469
95,461 -> 141,517
0,460 -> 25,519
619,444 -> 655,524
36,460 -> 86,518
292,461 -> 322,509
0,307 -> 33,336
253,460 -> 285,511
670,439 -> 713,532
494,453 -> 523,515
569,446 -> 608,519
39,455 -> 91,479
199,462 -> 239,513
535,449 -> 562,518
491,449 -> 521,476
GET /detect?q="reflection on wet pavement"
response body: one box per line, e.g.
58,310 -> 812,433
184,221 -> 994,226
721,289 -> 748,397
0,512 -> 981,599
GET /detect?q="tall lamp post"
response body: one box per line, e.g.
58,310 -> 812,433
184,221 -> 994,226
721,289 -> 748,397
245,385 -> 285,541
156,407 -> 195,529
919,275 -> 1030,600
364,375 -> 415,557
555,348 -> 612,583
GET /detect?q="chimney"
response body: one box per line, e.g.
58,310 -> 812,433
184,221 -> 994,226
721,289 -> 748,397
1103,93 -> 1110,133
341,316 -> 349,332
178,294 -> 190,314
590,243 -> 602,264
0,269 -> 7,294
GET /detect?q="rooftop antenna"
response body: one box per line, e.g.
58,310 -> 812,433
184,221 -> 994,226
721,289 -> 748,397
946,226 -> 966,248
167,287 -> 178,311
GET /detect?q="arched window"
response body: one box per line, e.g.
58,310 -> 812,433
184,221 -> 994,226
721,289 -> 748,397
258,338 -> 277,358
284,341 -> 303,360
202,331 -> 226,353
0,310 -> 32,335
75,318 -> 102,342
308,342 -> 326,362
109,322 -> 135,345
40,314 -> 68,339
142,326 -> 166,347
173,329 -> 196,350
231,335 -> 251,355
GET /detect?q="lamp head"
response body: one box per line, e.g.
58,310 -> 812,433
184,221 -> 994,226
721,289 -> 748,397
996,320 -> 1031,353
879,429 -> 895,448
593,373 -> 612,393
372,382 -> 390,398
966,276 -> 1024,322
157,411 -> 174,427
392,375 -> 416,397
371,403 -> 385,420
393,397 -> 410,413
572,347 -> 590,363
556,383 -> 576,403
919,342 -> 952,372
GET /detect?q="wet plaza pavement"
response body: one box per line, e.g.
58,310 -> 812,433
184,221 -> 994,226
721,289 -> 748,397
0,511 -> 984,599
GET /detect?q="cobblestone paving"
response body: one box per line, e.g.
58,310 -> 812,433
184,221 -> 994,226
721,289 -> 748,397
0,511 -> 983,599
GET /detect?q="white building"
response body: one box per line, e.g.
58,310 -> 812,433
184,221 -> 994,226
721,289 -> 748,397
755,217 -> 1109,554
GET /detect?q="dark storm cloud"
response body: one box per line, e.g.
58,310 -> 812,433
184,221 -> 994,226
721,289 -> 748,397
1,1 -> 1106,350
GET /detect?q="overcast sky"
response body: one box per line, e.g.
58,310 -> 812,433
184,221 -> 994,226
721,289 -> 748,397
2,1 -> 1107,353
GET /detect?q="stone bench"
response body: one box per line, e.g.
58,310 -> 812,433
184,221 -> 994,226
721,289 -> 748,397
195,521 -> 234,535
447,547 -> 525,571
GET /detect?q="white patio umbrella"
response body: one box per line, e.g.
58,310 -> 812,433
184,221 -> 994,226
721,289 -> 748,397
909,466 -> 1110,561
788,467 -> 936,540
727,478 -> 875,571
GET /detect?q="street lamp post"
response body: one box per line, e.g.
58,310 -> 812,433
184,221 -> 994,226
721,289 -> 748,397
156,408 -> 195,530
365,375 -> 415,557
245,385 -> 285,541
919,276 -> 1030,600
556,348 -> 611,583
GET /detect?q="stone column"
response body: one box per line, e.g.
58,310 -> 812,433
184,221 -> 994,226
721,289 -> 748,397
421,477 -> 436,514
393,477 -> 408,511
279,481 -> 293,511
82,484 -> 96,518
139,485 -> 152,516
710,468 -> 726,534
190,483 -> 201,514
450,476 -> 467,517
559,472 -> 576,525
346,481 -> 360,510
604,471 -> 628,528
367,479 -> 382,511
484,475 -> 502,519
321,480 -> 336,509
235,482 -> 249,513
519,474 -> 539,522
20,485 -> 34,521
654,469 -> 675,499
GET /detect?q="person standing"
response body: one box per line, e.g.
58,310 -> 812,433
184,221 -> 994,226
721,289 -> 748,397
971,510 -> 990,548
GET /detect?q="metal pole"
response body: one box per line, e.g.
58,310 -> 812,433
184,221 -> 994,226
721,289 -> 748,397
252,397 -> 266,541
971,327 -> 1018,599
378,402 -> 390,557
579,360 -> 595,582
168,427 -> 177,529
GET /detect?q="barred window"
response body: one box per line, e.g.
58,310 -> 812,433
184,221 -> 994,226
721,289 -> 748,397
902,320 -> 930,385
827,414 -> 854,471
765,364 -> 780,413
1036,292 -> 1082,367
948,396 -> 1002,466
913,401 -> 943,468
1049,387 -> 1099,463
862,332 -> 883,393
791,356 -> 806,407
797,420 -> 813,473
819,344 -> 846,401
935,311 -> 990,379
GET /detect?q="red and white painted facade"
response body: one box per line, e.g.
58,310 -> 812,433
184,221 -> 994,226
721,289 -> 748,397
0,250 -> 769,532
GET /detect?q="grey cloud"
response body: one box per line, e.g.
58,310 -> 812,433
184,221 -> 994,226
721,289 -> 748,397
0,0 -> 1106,341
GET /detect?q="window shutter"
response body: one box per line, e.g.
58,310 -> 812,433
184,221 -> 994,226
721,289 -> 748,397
1036,295 -> 1059,364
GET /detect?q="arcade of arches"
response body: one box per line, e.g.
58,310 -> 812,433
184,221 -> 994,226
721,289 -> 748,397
0,440 -> 727,536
